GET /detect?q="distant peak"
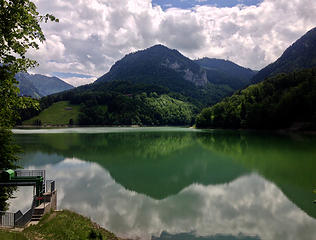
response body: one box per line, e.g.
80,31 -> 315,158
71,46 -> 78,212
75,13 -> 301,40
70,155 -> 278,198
145,44 -> 176,53
196,57 -> 235,66
149,44 -> 169,49
124,44 -> 175,58
306,27 -> 316,34
199,57 -> 234,63
123,44 -> 182,58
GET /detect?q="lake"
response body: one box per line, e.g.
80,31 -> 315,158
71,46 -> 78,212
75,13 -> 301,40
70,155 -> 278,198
9,127 -> 316,240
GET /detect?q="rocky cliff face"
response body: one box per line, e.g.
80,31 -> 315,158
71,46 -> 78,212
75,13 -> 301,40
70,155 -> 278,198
162,59 -> 208,86
96,44 -> 207,86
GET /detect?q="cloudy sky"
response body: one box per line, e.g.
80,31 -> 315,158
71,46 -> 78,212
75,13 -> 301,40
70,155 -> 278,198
29,0 -> 316,86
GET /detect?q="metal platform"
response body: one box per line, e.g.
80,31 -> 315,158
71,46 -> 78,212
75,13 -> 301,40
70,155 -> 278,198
0,169 -> 56,228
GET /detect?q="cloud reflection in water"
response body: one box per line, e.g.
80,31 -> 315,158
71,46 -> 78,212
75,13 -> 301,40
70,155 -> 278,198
9,157 -> 316,240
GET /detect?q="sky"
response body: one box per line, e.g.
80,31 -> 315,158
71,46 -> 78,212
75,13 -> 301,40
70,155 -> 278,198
29,0 -> 316,86
152,0 -> 263,10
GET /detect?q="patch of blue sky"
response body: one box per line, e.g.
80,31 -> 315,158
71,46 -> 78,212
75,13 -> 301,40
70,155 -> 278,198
152,0 -> 263,10
53,72 -> 94,79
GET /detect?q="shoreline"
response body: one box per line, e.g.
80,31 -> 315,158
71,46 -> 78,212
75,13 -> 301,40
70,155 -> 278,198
14,124 -> 193,129
0,210 -> 126,240
13,125 -> 316,136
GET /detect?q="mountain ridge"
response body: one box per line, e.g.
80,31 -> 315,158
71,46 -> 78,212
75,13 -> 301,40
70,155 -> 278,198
194,57 -> 256,89
16,72 -> 74,98
96,44 -> 255,90
96,44 -> 209,87
252,27 -> 316,83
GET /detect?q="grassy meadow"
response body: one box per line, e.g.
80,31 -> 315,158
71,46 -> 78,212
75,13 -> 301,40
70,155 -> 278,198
23,101 -> 80,126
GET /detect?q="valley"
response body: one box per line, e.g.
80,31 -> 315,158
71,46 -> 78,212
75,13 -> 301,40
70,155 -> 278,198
18,28 -> 316,130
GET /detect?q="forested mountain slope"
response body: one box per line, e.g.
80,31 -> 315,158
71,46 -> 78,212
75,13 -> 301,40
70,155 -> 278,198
252,27 -> 316,84
196,68 -> 316,130
195,57 -> 256,89
95,45 -> 254,98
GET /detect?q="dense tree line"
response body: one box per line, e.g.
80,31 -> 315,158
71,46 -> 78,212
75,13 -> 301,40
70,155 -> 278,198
196,68 -> 316,130
38,80 -> 213,126
69,79 -> 233,108
74,92 -> 195,126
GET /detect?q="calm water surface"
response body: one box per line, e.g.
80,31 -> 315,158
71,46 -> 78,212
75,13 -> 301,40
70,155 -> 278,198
10,127 -> 316,240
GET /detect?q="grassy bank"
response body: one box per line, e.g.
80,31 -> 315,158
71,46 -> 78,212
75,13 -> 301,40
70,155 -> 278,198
0,210 -> 122,240
0,229 -> 27,240
23,101 -> 80,126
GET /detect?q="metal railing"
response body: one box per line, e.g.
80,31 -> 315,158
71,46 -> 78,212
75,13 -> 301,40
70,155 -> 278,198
15,169 -> 46,193
15,170 -> 45,179
45,180 -> 55,193
14,196 -> 37,227
0,211 -> 15,228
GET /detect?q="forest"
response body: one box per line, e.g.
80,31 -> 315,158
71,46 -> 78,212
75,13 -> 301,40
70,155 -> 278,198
35,81 -> 198,126
77,93 -> 196,126
196,67 -> 316,130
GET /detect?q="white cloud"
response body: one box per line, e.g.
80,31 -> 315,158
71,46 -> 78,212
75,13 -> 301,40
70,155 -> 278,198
60,76 -> 96,87
27,0 -> 316,86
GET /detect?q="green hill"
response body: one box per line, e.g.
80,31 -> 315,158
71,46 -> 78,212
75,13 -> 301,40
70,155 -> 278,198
72,93 -> 195,126
0,210 -> 122,240
23,101 -> 80,126
196,67 -> 316,129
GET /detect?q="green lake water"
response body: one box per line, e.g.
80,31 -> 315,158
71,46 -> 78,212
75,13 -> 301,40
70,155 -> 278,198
9,127 -> 316,240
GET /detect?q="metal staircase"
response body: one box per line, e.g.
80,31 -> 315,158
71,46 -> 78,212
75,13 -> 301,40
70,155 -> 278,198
0,169 -> 57,228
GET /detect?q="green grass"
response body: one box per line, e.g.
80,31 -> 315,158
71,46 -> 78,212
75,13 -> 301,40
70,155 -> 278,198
23,101 -> 80,125
24,210 -> 120,240
0,229 -> 27,240
1,210 -> 122,240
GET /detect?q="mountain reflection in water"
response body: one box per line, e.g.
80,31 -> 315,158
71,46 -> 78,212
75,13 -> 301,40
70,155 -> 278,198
153,231 -> 260,240
11,128 -> 316,240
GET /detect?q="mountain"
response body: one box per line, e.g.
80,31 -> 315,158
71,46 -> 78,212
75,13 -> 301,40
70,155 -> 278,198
96,44 -> 208,87
35,45 -> 256,126
195,57 -> 256,89
15,72 -> 74,98
58,45 -> 249,112
252,27 -> 316,83
96,44 -> 254,91
16,73 -> 42,98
